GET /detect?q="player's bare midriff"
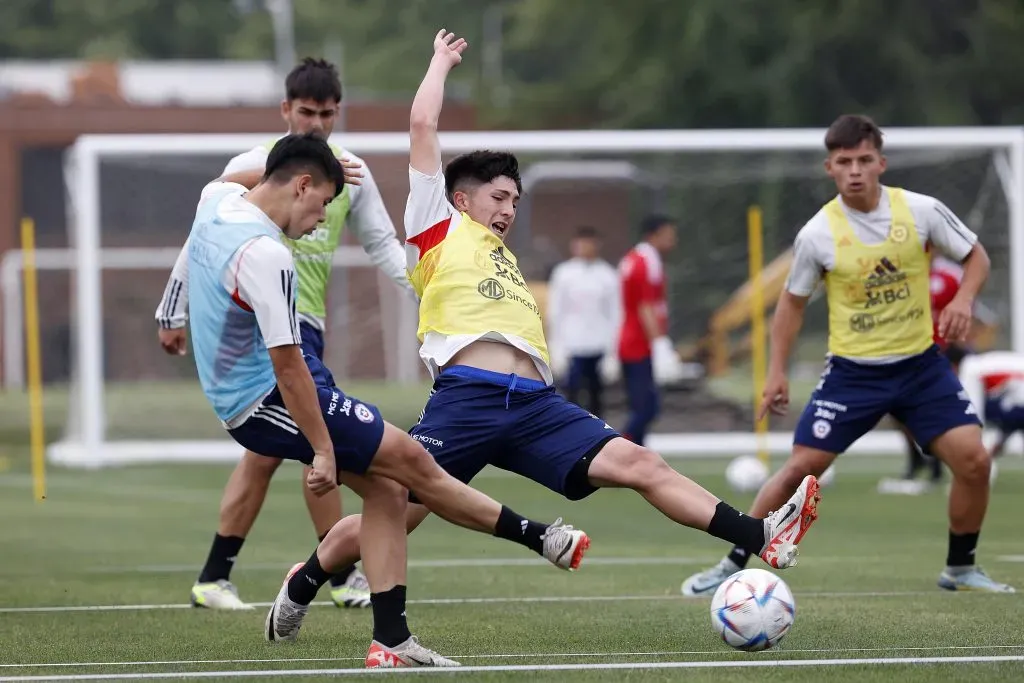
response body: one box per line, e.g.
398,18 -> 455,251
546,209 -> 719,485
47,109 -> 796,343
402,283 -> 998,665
444,339 -> 545,382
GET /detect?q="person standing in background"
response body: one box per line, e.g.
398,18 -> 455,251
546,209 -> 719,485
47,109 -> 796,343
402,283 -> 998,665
547,227 -> 620,418
617,215 -> 678,445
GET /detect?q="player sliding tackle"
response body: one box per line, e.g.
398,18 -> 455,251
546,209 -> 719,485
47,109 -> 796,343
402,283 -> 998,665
264,31 -> 822,665
682,114 -> 1015,596
183,133 -> 594,668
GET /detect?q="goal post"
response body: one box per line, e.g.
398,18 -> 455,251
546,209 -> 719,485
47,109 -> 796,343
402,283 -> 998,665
53,127 -> 1024,467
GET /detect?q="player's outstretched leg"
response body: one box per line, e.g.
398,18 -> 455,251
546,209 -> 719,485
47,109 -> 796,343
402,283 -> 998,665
368,423 -> 590,571
930,425 -> 1015,593
679,444 -> 831,597
580,438 -> 820,573
265,422 -> 590,664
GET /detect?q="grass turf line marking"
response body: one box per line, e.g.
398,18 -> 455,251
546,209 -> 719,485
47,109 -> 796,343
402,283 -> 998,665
82,552 -> 1024,574
0,656 -> 1022,680
4,645 -> 1024,669
0,590 -> 963,614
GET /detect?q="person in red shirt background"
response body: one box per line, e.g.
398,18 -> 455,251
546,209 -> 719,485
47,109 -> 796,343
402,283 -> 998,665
899,254 -> 969,484
617,215 -> 678,445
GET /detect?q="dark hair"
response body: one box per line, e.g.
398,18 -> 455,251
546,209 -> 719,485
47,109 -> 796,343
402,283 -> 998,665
640,214 -> 675,236
574,225 -> 600,239
825,114 -> 884,152
263,133 -> 345,198
444,151 -> 522,201
285,57 -> 342,103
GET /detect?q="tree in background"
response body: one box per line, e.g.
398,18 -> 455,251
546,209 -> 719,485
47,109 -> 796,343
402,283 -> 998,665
0,0 -> 1021,128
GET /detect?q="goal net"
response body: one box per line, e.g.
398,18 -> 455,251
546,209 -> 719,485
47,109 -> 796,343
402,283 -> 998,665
31,128 -> 1024,467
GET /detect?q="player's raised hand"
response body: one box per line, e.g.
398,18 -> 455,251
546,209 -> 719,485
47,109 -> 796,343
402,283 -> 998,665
433,29 -> 468,68
158,328 -> 187,356
338,156 -> 363,186
307,449 -> 337,497
938,296 -> 973,343
758,370 -> 790,420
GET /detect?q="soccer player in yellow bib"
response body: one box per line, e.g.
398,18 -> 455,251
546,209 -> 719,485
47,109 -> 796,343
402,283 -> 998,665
265,32 -> 821,636
682,114 -> 1015,596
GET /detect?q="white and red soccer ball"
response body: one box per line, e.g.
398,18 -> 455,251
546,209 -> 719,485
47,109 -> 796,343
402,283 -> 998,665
710,568 -> 796,651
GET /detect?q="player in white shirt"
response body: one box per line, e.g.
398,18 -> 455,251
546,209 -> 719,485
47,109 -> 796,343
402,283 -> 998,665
155,59 -> 409,611
546,226 -> 620,417
189,133 -> 592,669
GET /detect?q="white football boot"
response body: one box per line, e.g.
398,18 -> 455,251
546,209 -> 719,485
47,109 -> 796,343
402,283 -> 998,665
681,475 -> 821,596
365,636 -> 461,668
190,580 -> 252,610
265,563 -> 309,642
541,518 -> 590,570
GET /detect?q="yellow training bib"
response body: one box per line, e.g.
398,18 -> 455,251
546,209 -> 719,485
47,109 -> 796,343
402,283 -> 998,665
409,214 -> 549,362
824,187 -> 934,358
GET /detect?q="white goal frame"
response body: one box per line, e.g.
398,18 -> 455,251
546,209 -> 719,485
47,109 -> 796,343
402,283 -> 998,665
55,127 -> 1024,467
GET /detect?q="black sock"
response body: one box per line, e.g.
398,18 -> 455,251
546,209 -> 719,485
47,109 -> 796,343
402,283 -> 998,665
946,531 -> 980,567
727,546 -> 753,569
371,585 -> 412,647
707,502 -> 766,556
317,531 -> 358,588
493,505 -> 547,555
330,564 -> 357,587
197,534 -> 245,583
287,550 -> 333,605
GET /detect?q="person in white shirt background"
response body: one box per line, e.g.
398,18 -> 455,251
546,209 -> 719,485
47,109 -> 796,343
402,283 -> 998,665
546,226 -> 621,418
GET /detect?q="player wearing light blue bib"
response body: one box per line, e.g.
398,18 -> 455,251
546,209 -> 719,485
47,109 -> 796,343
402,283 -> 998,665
156,59 -> 410,610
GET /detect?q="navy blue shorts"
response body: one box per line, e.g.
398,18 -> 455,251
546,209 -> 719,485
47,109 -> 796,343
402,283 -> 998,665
794,345 -> 981,454
409,365 -> 620,501
985,397 -> 1024,434
227,354 -> 384,475
299,322 -> 325,360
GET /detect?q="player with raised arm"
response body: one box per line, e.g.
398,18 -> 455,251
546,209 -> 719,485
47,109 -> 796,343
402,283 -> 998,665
187,132 -> 591,668
681,114 -> 1015,596
260,33 -> 822,650
155,58 -> 408,610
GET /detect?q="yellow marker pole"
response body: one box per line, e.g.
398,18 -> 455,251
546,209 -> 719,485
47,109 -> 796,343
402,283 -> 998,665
22,217 -> 46,501
748,206 -> 769,466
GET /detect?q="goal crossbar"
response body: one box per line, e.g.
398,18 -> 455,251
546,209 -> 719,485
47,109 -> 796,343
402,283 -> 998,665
59,127 -> 1024,466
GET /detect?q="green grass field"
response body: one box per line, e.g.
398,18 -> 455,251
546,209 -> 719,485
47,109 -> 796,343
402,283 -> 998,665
1,452 -> 1022,682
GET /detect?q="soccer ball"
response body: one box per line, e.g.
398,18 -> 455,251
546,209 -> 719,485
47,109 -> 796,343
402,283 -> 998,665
709,568 -> 795,651
725,455 -> 769,493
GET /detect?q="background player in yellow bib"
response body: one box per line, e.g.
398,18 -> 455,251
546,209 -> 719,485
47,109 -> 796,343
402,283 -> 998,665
682,114 -> 1014,596
155,58 -> 410,610
263,34 -> 823,636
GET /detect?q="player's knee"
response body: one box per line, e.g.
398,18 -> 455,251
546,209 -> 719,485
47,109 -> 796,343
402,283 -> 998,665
607,442 -> 672,490
392,437 -> 441,487
951,445 -> 991,485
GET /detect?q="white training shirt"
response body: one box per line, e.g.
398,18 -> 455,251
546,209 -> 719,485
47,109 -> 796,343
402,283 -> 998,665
166,182 -> 300,427
155,142 -> 412,330
546,257 -> 621,357
785,187 -> 977,297
404,166 -> 553,383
